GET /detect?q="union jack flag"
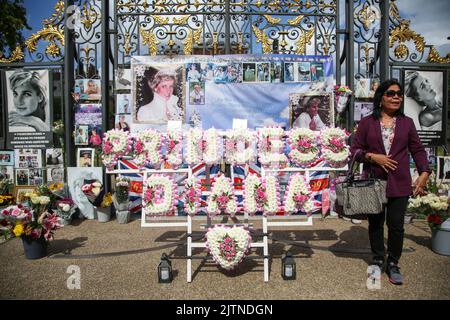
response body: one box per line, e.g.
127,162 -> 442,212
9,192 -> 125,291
118,160 -> 144,214
308,170 -> 330,213
191,163 -> 220,214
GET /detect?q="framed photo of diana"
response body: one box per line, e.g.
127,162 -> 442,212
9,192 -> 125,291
132,63 -> 185,125
289,93 -> 333,130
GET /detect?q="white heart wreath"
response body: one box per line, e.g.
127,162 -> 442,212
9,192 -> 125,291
206,225 -> 252,271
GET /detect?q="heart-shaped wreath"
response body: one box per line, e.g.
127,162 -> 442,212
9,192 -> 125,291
205,225 -> 252,271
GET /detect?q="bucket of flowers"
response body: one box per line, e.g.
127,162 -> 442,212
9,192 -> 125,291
0,198 -> 61,259
407,193 -> 450,255
97,192 -> 113,222
55,198 -> 77,226
113,177 -> 131,224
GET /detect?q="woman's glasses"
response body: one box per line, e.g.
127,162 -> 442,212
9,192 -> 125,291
384,90 -> 403,98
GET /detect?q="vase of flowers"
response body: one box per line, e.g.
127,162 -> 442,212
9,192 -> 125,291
113,177 -> 130,224
408,193 -> 450,255
96,193 -> 113,223
55,198 -> 77,226
0,204 -> 61,259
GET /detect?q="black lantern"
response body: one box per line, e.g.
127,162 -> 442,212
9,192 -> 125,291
158,253 -> 173,283
281,252 -> 296,280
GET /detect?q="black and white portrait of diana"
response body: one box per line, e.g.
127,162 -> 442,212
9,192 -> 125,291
403,70 -> 444,131
6,69 -> 51,133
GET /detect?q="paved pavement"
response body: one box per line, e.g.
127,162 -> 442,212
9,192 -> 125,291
0,216 -> 449,300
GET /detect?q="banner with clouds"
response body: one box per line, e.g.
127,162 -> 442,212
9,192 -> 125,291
131,54 -> 334,131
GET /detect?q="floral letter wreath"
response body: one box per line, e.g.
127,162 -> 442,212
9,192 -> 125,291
243,174 -> 280,216
206,225 -> 252,270
203,128 -> 223,166
142,174 -> 178,216
184,176 -> 202,216
257,127 -> 288,168
102,129 -> 132,170
284,173 -> 315,215
319,128 -> 349,168
225,128 -> 256,165
185,128 -> 203,165
165,129 -> 183,168
288,128 -> 319,167
207,175 -> 238,217
133,129 -> 162,169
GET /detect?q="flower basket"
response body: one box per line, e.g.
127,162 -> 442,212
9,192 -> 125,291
22,235 -> 48,259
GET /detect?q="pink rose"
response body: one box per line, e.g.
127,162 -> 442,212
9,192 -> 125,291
103,142 -> 113,154
135,141 -> 144,154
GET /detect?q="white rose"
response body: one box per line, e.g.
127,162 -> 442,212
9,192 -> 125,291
40,196 -> 50,205
31,197 -> 40,204
62,204 -> 71,212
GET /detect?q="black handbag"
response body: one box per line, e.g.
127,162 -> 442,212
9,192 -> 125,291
335,151 -> 387,216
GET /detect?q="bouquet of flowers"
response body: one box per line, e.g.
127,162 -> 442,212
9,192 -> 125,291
184,176 -> 202,216
81,180 -> 104,207
100,193 -> 113,208
55,198 -> 77,221
407,193 -> 449,230
0,204 -> 60,241
113,176 -> 130,210
334,85 -> 352,114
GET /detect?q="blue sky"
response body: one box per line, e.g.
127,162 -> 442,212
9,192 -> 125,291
21,0 -> 450,56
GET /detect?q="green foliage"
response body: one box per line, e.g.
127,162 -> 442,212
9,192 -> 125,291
0,0 -> 31,52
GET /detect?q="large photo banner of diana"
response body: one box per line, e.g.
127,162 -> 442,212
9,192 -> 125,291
402,69 -> 448,147
4,69 -> 53,149
130,54 -> 334,131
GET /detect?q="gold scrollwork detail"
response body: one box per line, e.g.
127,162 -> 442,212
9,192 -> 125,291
183,27 -> 203,55
173,15 -> 190,25
356,2 -> 380,31
264,15 -> 281,25
394,43 -> 408,59
153,15 -> 170,25
0,47 -> 24,63
389,20 -> 425,54
252,25 -> 273,54
140,27 -> 160,56
427,46 -> 450,64
295,28 -> 314,55
26,25 -> 65,53
124,32 -> 132,55
43,0 -> 65,26
45,43 -> 61,57
287,15 -> 305,26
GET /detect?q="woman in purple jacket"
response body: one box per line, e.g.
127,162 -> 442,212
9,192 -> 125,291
350,79 -> 431,285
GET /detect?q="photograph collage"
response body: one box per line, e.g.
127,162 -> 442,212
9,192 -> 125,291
353,77 -> 379,124
0,148 -> 65,188
73,77 -> 103,168
115,67 -> 132,131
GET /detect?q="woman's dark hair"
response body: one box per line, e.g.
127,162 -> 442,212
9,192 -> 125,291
372,79 -> 404,119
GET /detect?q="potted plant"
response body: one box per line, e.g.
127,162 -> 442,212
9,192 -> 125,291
113,177 -> 130,224
408,193 -> 450,255
97,193 -> 113,223
55,198 -> 77,226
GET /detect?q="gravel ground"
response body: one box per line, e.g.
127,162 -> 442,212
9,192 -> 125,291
0,216 -> 449,300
